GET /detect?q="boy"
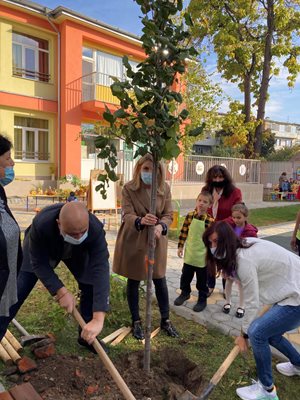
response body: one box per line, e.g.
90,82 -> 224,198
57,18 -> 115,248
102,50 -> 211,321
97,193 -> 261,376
174,191 -> 214,312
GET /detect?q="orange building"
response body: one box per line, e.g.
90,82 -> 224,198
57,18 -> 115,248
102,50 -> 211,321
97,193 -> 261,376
0,0 -> 144,184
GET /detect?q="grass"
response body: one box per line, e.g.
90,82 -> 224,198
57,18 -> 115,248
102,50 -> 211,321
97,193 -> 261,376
1,268 -> 300,400
169,203 -> 299,241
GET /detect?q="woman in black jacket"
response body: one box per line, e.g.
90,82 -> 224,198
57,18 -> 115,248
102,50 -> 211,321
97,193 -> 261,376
0,135 -> 22,313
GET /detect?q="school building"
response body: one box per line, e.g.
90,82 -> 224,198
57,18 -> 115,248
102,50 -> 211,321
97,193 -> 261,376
0,0 -> 144,191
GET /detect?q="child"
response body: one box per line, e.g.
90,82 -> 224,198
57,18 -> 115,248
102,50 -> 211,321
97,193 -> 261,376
291,210 -> 300,256
174,191 -> 214,312
223,203 -> 258,318
67,191 -> 78,202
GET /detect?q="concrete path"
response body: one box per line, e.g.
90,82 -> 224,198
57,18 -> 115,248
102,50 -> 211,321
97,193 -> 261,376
8,199 -> 300,354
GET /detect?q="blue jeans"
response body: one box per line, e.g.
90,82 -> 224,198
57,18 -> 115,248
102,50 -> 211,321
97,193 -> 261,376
248,304 -> 300,388
0,270 -> 94,341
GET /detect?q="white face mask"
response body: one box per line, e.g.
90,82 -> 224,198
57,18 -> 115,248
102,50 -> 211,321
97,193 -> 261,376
63,230 -> 88,245
210,246 -> 226,259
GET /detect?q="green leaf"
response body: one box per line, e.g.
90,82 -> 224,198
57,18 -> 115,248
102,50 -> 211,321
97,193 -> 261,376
179,109 -> 189,120
97,174 -> 107,182
108,170 -> 119,182
188,124 -> 205,137
114,109 -> 129,119
94,136 -> 109,148
184,12 -> 193,27
103,111 -> 115,124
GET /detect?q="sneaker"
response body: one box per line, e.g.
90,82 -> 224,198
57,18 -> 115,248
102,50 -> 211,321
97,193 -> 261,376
276,362 -> 300,377
161,320 -> 179,338
193,300 -> 207,312
174,293 -> 190,306
132,320 -> 144,340
236,380 -> 279,400
77,337 -> 109,354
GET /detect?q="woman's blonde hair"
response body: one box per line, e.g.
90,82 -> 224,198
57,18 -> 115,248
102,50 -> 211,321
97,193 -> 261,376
131,153 -> 165,194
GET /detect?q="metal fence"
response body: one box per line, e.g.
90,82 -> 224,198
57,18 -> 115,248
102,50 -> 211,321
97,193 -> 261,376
168,155 -> 261,184
260,161 -> 299,186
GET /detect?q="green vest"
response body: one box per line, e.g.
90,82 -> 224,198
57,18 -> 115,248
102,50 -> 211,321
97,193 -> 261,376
184,217 -> 206,268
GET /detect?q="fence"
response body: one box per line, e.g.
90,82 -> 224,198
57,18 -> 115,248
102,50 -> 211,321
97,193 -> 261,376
168,155 -> 261,184
260,161 -> 300,186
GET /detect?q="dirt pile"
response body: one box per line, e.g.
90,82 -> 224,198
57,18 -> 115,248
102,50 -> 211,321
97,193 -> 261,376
7,348 -> 205,399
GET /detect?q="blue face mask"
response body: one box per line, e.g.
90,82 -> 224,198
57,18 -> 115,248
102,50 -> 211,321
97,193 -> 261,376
0,167 -> 15,186
62,231 -> 88,245
141,171 -> 152,185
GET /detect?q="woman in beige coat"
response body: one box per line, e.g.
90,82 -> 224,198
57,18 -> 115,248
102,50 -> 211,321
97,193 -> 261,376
113,154 -> 179,340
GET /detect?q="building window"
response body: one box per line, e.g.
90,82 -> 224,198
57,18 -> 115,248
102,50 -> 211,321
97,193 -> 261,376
12,32 -> 49,82
14,117 -> 49,161
275,138 -> 281,146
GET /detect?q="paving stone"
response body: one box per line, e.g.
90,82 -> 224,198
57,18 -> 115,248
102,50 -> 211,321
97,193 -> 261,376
0,392 -> 14,400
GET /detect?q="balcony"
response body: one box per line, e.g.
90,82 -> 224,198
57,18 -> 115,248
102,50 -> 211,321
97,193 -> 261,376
81,71 -> 122,112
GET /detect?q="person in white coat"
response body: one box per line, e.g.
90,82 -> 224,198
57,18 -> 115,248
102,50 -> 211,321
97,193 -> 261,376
203,221 -> 300,400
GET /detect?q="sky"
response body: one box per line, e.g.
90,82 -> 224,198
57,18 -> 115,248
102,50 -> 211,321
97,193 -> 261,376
40,0 -> 300,124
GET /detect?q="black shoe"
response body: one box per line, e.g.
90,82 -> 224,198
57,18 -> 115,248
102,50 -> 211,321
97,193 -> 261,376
132,320 -> 144,340
77,337 -> 109,354
160,320 -> 179,338
193,300 -> 207,312
174,293 -> 190,306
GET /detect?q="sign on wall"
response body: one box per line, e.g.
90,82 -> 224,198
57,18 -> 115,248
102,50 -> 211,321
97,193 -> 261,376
87,169 -> 117,212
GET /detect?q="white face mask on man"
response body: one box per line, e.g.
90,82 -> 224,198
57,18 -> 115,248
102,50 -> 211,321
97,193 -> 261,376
62,231 -> 88,245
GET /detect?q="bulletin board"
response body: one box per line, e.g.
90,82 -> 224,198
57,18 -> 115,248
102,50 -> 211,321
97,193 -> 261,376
87,169 -> 118,213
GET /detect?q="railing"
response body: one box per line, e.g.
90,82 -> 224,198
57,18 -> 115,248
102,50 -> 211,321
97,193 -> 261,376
14,150 -> 50,161
168,155 -> 261,184
82,71 -> 124,104
13,67 -> 50,82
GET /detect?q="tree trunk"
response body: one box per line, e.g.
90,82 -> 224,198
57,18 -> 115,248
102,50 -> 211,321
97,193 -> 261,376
254,0 -> 274,156
143,160 -> 158,372
243,74 -> 253,158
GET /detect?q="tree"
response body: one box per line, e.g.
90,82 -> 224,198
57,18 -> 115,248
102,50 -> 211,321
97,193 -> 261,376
181,60 -> 223,153
188,0 -> 300,157
94,0 -> 201,372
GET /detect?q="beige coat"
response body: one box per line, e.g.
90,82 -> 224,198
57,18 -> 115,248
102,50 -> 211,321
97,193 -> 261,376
113,180 -> 173,281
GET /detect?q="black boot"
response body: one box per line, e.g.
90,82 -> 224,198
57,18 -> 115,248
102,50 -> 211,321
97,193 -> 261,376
160,319 -> 179,338
193,298 -> 207,312
174,292 -> 190,306
132,320 -> 144,340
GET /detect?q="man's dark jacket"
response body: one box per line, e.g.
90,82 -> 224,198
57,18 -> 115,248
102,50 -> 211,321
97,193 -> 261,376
0,185 -> 22,300
23,203 -> 110,312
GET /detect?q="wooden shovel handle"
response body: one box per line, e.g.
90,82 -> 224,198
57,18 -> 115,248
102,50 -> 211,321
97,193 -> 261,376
72,307 -> 136,400
210,344 -> 240,385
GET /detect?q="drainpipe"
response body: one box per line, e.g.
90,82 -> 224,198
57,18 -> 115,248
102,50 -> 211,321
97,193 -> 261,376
46,11 -> 61,181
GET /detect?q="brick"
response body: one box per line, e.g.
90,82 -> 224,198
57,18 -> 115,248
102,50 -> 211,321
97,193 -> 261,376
33,343 -> 55,359
9,383 -> 43,400
17,356 -> 37,374
0,392 -> 14,400
86,385 -> 99,395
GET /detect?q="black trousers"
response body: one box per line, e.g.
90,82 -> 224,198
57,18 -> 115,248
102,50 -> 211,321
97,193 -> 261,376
127,277 -> 169,322
180,263 -> 208,301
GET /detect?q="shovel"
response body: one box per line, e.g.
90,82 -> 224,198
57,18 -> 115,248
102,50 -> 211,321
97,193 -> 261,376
12,319 -> 49,347
72,307 -> 136,400
179,345 -> 240,400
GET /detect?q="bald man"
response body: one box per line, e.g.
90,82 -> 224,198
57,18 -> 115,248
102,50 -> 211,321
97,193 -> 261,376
0,202 -> 110,351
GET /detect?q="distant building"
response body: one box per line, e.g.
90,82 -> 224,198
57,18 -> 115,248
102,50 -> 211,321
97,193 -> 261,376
192,136 -> 219,155
264,119 -> 300,150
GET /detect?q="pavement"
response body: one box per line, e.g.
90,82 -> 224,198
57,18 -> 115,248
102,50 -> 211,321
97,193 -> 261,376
7,197 -> 300,356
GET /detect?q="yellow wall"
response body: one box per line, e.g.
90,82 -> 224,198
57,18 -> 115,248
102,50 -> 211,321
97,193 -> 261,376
0,107 -> 56,178
0,18 -> 57,100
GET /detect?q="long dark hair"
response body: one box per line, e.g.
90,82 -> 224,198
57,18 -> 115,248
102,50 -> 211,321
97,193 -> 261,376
202,165 -> 236,197
0,135 -> 12,156
202,221 -> 251,278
